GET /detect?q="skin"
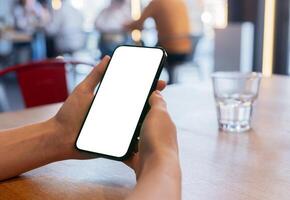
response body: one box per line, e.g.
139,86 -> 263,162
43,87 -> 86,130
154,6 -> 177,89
0,56 -> 181,200
125,0 -> 192,54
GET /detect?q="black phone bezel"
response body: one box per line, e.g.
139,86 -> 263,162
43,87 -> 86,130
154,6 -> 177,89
75,45 -> 167,161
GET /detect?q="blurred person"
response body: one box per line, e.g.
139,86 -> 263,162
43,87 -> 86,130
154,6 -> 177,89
13,0 -> 49,34
95,0 -> 131,33
12,0 -> 49,62
45,0 -> 85,56
125,0 -> 192,84
95,0 -> 133,57
185,0 -> 204,36
0,1 -> 14,28
0,56 -> 181,200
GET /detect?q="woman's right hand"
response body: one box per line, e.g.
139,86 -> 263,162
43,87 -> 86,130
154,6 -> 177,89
124,91 -> 181,200
125,90 -> 180,178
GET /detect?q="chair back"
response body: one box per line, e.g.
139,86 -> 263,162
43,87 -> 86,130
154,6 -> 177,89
0,60 -> 68,108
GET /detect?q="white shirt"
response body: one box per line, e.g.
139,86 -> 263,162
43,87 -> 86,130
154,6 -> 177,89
95,0 -> 131,33
13,2 -> 45,34
46,1 -> 84,53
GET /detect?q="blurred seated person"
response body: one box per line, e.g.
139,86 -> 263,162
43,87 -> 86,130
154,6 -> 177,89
13,0 -> 49,62
125,0 -> 192,84
13,0 -> 49,34
45,0 -> 85,57
95,0 -> 133,57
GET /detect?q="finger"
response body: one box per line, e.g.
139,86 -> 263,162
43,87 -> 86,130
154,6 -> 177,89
83,56 -> 110,91
148,91 -> 167,109
156,80 -> 166,91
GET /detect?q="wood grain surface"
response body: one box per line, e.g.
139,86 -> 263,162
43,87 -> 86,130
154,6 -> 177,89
1,75 -> 290,200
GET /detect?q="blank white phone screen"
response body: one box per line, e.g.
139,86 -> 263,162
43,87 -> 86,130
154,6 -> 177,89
76,46 -> 164,158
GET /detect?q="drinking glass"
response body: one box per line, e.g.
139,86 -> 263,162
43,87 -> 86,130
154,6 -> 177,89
212,72 -> 261,132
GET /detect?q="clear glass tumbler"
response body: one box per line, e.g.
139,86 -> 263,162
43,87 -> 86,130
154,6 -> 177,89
212,72 -> 261,133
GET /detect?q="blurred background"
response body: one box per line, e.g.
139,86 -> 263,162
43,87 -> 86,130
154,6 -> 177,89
0,0 -> 288,111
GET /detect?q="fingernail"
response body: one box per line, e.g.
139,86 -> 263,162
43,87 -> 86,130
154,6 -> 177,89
101,56 -> 108,62
155,90 -> 161,95
104,55 -> 111,60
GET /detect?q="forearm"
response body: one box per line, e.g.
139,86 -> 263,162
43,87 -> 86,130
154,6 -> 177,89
0,119 -> 62,181
127,154 -> 181,200
127,1 -> 154,30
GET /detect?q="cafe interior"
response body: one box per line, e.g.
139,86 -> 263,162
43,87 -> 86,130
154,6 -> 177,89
0,0 -> 290,199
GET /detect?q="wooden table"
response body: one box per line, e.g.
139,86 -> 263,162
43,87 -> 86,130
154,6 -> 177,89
1,75 -> 290,200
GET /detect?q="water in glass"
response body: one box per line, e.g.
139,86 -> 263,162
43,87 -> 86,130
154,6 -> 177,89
216,93 -> 256,132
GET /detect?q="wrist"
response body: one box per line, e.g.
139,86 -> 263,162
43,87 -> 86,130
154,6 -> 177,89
42,118 -> 72,162
139,150 -> 181,179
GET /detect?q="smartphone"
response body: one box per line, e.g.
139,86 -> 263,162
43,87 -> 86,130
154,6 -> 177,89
76,45 -> 167,160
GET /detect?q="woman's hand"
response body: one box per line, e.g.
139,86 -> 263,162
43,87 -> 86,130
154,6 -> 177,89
50,56 -> 110,160
124,91 -> 181,200
125,91 -> 179,177
50,56 -> 167,161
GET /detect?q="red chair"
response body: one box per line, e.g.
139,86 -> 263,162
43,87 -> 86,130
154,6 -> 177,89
0,59 -> 94,108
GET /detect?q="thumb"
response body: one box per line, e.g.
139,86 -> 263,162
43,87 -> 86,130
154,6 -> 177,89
148,91 -> 167,109
82,56 -> 110,91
